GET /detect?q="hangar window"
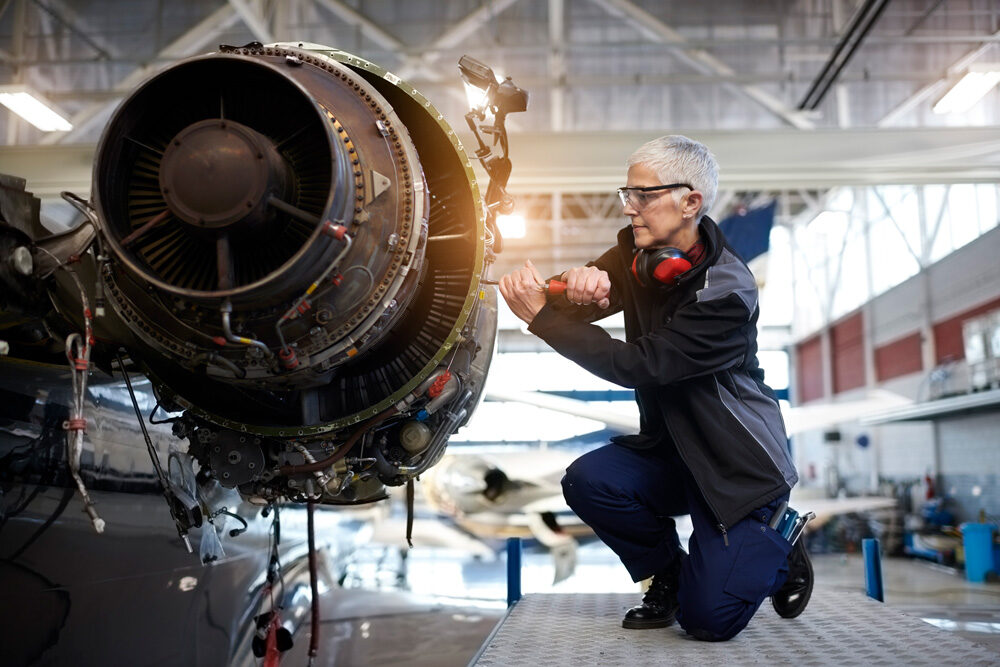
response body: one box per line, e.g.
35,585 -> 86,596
946,184 -> 982,253
831,213 -> 871,319
790,183 -> 1000,336
758,225 -> 793,327
927,184 -> 1000,263
868,186 -> 921,298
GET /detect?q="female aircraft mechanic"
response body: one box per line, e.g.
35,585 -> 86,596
498,135 -> 812,641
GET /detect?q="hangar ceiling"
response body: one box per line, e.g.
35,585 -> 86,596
0,0 -> 998,277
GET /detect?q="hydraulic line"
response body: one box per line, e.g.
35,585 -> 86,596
220,300 -> 271,357
277,406 -> 398,476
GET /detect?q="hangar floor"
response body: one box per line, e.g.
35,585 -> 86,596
282,540 -> 1000,665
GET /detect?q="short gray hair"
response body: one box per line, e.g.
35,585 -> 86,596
626,135 -> 719,221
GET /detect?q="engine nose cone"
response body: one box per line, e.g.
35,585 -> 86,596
159,119 -> 276,229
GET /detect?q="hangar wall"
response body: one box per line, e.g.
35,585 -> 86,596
792,223 -> 1000,522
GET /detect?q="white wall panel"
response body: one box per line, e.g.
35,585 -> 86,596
937,413 -> 1000,521
926,224 -> 1000,322
874,422 -> 936,479
869,277 -> 925,347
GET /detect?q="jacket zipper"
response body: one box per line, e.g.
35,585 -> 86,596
632,222 -> 732,547
661,419 -> 730,548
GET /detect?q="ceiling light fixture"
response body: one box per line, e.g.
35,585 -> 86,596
0,86 -> 73,132
932,64 -> 1000,115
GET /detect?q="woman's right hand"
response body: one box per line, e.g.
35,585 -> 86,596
561,266 -> 611,309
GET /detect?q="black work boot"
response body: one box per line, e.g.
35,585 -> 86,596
622,555 -> 682,629
772,539 -> 813,618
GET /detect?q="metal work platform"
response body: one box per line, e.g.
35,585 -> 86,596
472,589 -> 998,666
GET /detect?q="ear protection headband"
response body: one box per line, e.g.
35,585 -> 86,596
631,247 -> 692,287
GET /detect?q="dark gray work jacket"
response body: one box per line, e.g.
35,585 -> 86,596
528,216 -> 798,538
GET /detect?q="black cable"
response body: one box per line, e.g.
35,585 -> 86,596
8,485 -> 74,561
307,501 -> 320,666
149,402 -> 180,425
116,351 -> 193,547
211,508 -> 248,537
266,505 -> 285,602
406,479 -> 415,548
116,352 -> 167,487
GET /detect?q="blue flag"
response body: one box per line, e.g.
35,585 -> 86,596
717,200 -> 776,263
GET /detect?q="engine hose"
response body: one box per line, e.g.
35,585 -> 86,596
277,406 -> 398,476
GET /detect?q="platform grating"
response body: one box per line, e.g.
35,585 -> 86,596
473,589 -> 999,666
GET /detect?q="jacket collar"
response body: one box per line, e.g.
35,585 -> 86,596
616,215 -> 723,286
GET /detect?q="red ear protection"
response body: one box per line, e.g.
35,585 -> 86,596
631,247 -> 692,287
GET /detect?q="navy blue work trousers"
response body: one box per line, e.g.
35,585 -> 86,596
562,441 -> 791,641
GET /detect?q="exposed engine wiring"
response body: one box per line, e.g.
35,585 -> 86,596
254,504 -> 289,664
275,224 -> 352,355
277,406 -> 398,476
34,243 -> 106,535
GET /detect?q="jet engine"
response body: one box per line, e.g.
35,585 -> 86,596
2,44 -> 523,526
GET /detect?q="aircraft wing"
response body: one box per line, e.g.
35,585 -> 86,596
487,388 -> 912,437
485,388 -> 640,434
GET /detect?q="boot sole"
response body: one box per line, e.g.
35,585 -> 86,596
622,616 -> 676,629
772,543 -> 814,619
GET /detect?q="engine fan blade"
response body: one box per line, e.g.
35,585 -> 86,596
121,209 -> 171,248
216,233 -> 233,291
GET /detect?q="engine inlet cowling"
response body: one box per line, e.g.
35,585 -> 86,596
92,44 -> 492,436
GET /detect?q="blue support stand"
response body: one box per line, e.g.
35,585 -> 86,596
863,537 -> 884,602
506,537 -> 522,607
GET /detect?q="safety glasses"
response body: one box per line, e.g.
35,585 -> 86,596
617,183 -> 692,209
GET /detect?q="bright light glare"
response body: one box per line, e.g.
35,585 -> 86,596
933,71 -> 1000,115
496,213 -> 526,239
0,90 -> 73,132
463,82 -> 488,110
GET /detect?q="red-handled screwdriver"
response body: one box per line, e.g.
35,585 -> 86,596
547,280 -> 610,308
481,278 -> 567,294
545,280 -> 567,295
483,277 -> 608,308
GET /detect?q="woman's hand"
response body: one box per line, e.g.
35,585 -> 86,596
562,265 -> 611,309
499,260 -> 548,324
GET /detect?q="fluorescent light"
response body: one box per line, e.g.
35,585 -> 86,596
933,68 -> 1000,115
496,213 -> 526,239
0,87 -> 73,132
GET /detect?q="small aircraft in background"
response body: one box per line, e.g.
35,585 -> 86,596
420,447 -> 587,583
414,385 -> 910,582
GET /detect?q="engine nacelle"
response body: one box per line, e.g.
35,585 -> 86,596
85,44 -> 501,504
